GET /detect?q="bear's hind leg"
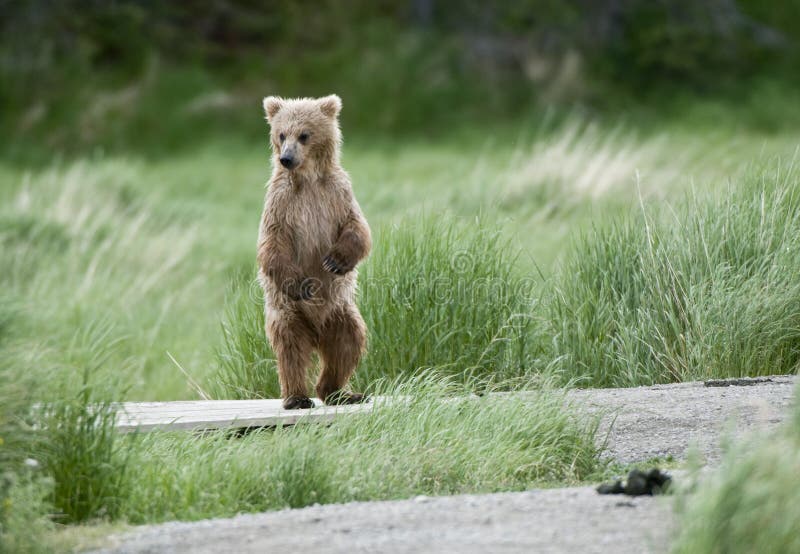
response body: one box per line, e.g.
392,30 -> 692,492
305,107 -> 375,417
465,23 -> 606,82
268,311 -> 316,409
316,304 -> 367,405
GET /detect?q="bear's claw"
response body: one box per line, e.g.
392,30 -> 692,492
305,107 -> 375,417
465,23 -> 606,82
283,396 -> 315,410
323,390 -> 369,405
322,254 -> 349,275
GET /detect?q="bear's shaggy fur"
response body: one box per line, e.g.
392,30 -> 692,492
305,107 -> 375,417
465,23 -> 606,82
257,95 -> 371,409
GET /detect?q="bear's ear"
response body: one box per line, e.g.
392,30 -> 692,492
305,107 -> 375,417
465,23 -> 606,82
263,96 -> 284,122
318,94 -> 342,118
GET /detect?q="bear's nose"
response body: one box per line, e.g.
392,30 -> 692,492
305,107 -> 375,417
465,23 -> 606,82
279,156 -> 294,169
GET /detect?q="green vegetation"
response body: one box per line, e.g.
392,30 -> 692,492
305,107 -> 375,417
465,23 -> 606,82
673,383 -> 800,554
356,218 -> 535,386
7,120 -> 796,403
42,394 -> 129,524
3,1 -> 800,159
3,1 -> 800,550
544,168 -> 800,387
5,122 -> 799,547
0,348 -> 53,553
4,374 -> 603,540
216,157 -> 800,395
214,217 -> 536,399
120,378 -> 600,523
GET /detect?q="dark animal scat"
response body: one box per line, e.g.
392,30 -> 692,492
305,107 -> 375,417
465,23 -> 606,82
597,468 -> 672,496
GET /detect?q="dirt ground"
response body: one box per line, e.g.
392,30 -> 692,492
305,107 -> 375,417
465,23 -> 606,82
93,375 -> 796,554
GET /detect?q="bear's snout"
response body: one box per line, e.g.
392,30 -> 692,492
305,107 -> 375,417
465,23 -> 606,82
279,155 -> 295,169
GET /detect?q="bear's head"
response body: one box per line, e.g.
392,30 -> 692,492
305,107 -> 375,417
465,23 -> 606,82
262,94 -> 342,175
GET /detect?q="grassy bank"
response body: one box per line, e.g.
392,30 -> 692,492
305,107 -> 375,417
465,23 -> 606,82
119,378 -> 600,523
217,159 -> 800,395
544,164 -> 800,386
4,4 -> 800,548
2,375 -> 602,550
673,382 -> 800,553
214,217 -> 537,399
2,109 -> 800,549
1,118 -> 799,401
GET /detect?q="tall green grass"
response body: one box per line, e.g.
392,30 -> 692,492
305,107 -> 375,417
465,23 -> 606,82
6,375 -> 603,529
0,301 -> 126,549
673,382 -> 800,553
4,123 -> 797,403
0,321 -> 53,553
3,114 -> 800,549
356,217 -> 537,387
0,467 -> 52,554
0,161 -> 215,400
543,163 -> 800,387
215,160 -> 800,396
212,271 -> 281,399
212,217 -> 538,398
120,377 -> 600,523
41,387 -> 129,524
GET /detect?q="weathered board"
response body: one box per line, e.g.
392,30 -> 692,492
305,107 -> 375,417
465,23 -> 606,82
114,398 -> 377,433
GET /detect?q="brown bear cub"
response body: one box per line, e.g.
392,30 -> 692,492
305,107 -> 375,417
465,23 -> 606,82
257,94 -> 371,410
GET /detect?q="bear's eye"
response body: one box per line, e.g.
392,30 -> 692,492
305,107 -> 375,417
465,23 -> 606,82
279,133 -> 285,143
298,132 -> 310,144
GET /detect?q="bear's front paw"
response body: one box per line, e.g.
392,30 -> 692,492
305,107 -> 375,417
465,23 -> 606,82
322,253 -> 352,275
283,395 -> 315,410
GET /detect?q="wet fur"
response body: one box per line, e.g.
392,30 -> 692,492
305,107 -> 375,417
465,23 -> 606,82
256,95 -> 371,408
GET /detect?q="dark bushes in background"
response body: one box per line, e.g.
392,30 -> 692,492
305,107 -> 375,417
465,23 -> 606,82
1,0 -> 798,153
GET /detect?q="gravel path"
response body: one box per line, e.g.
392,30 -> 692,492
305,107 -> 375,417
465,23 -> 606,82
569,375 -> 796,464
98,488 -> 674,554
94,376 -> 796,554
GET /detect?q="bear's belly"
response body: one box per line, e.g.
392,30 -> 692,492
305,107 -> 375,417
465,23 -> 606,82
262,271 -> 358,329
288,189 -> 345,275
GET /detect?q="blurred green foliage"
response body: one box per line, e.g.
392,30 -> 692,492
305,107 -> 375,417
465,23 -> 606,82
1,0 -> 799,156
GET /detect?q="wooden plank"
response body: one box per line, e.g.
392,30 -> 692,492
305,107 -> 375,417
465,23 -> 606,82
102,375 -> 800,434
114,398 -> 377,433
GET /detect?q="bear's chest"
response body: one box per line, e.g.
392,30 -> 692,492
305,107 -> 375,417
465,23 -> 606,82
285,185 -> 341,258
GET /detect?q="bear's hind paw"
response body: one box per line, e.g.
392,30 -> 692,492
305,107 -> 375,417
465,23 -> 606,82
283,396 -> 315,410
324,390 -> 369,405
